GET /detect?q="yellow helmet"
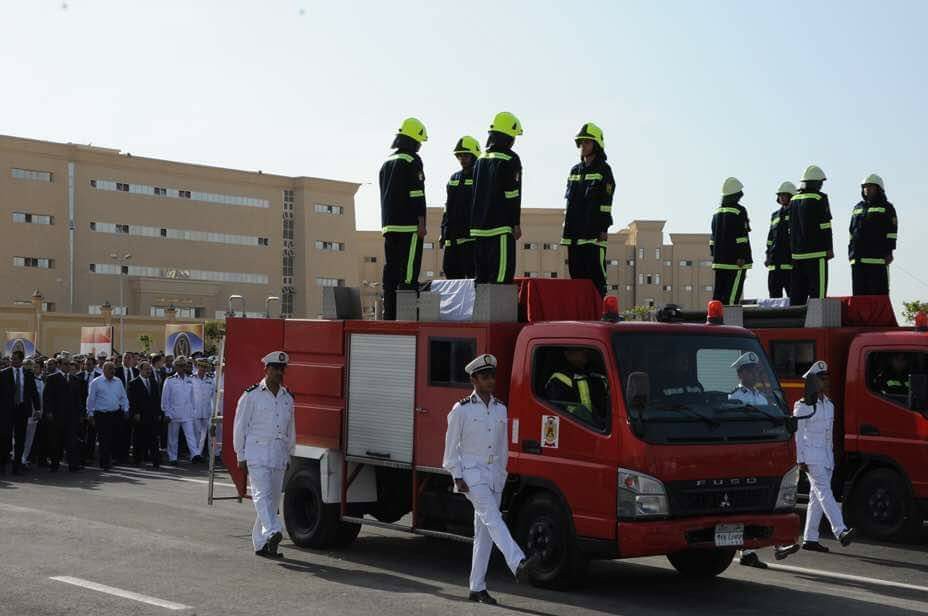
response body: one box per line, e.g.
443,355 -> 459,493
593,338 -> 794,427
453,135 -> 481,158
397,117 -> 428,143
489,111 -> 523,137
722,177 -> 744,196
575,122 -> 604,149
776,181 -> 798,195
861,173 -> 884,189
801,165 -> 826,182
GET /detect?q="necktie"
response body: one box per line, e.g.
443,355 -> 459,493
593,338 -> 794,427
144,378 -> 150,394
14,369 -> 22,406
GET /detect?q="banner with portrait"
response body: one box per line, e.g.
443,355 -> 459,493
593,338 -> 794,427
165,323 -> 204,358
4,332 -> 36,358
80,326 -> 113,357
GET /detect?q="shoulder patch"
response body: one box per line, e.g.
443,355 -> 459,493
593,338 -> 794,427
458,397 -> 471,405
245,383 -> 259,392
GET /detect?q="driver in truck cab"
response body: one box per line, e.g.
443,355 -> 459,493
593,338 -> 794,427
543,348 -> 609,428
877,353 -> 911,398
728,352 -> 768,407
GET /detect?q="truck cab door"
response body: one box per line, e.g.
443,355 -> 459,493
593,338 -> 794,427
510,339 -> 618,540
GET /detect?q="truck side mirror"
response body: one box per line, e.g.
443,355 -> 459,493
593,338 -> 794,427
908,372 -> 928,416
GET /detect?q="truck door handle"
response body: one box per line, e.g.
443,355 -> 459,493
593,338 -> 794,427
415,407 -> 429,414
365,450 -> 392,459
522,440 -> 541,454
860,424 -> 880,436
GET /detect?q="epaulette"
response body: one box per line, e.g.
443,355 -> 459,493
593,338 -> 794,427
245,383 -> 259,392
458,397 -> 471,405
281,385 -> 292,396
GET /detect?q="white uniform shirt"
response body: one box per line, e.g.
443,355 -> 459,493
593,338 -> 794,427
232,378 -> 296,469
443,391 -> 510,492
192,375 -> 215,420
728,385 -> 768,407
160,373 -> 196,421
794,396 -> 835,467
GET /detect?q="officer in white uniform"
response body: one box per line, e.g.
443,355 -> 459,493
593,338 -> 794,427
728,352 -> 768,407
191,358 -> 215,459
233,351 -> 295,558
442,354 -> 538,604
776,361 -> 854,558
161,356 -> 199,464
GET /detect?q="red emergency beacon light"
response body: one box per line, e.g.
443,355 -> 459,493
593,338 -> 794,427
602,295 -> 622,323
916,310 -> 928,332
706,300 -> 724,325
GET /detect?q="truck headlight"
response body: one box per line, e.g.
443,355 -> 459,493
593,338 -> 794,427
775,465 -> 800,510
618,468 -> 669,519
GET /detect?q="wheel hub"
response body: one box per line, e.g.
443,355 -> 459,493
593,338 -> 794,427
527,518 -> 560,566
867,488 -> 897,525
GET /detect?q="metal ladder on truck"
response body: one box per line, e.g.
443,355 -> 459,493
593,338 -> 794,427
206,336 -> 248,504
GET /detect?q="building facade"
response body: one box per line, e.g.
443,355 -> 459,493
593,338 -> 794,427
2,135 -> 712,323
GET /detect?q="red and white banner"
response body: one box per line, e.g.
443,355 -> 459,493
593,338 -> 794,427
80,326 -> 113,357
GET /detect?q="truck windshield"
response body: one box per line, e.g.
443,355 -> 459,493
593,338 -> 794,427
613,332 -> 791,444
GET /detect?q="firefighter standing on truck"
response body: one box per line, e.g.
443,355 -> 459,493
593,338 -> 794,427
849,173 -> 898,296
561,122 -> 615,297
711,177 -> 752,305
233,351 -> 295,559
380,118 -> 428,320
440,136 -> 480,279
765,181 -> 797,299
470,112 -> 523,284
442,354 -> 539,604
788,165 -> 833,306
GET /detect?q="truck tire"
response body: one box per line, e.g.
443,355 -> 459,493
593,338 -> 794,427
848,468 -> 921,542
667,548 -> 735,578
515,492 -> 587,590
284,466 -> 361,549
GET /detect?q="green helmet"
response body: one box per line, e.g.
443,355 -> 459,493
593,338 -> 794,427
575,122 -> 604,149
453,135 -> 481,158
397,117 -> 428,143
489,111 -> 523,137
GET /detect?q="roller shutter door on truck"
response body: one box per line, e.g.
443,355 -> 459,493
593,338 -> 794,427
346,333 -> 416,464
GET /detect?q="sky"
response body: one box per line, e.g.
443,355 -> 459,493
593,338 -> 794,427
2,0 -> 927,316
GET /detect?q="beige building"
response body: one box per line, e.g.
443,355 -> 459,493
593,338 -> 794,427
2,134 -> 712,326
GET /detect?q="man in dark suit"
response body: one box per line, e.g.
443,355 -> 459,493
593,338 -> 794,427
129,361 -> 165,468
78,356 -> 97,464
0,350 -> 42,475
43,357 -> 85,472
115,352 -> 139,464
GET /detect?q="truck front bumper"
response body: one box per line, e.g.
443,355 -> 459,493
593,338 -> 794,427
617,512 -> 801,558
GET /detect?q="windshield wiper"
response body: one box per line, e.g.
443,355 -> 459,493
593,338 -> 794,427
717,402 -> 785,425
649,402 -> 720,427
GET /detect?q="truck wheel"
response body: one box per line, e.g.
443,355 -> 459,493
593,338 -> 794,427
667,548 -> 735,578
849,468 -> 921,542
516,492 -> 587,589
284,466 -> 360,549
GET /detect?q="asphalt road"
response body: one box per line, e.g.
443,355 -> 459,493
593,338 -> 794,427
2,464 -> 927,616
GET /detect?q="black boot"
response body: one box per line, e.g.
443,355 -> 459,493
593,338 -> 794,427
468,590 -> 498,605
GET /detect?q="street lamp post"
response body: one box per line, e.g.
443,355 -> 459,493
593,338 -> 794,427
109,252 -> 131,352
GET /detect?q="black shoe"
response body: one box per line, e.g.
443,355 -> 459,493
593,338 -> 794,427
774,544 -> 801,561
515,553 -> 542,584
255,545 -> 283,559
68,466 -> 82,473
739,551 -> 767,569
169,460 -> 179,466
838,528 -> 856,547
191,455 -> 203,464
468,590 -> 498,605
267,531 -> 283,555
802,541 -> 830,553
12,464 -> 22,476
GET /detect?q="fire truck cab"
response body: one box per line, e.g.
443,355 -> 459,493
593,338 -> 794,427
221,287 -> 800,588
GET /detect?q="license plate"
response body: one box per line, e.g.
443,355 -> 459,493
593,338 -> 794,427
714,523 -> 744,547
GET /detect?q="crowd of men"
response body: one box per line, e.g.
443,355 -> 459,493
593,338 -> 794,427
377,114 -> 898,318
0,349 -> 220,475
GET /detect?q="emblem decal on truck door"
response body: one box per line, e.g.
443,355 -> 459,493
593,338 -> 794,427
542,415 -> 559,448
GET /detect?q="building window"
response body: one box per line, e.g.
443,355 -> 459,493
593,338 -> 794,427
282,255 -> 294,277
89,263 -> 268,284
91,179 -> 270,208
638,248 -> 645,259
655,248 -> 661,260
607,259 -> 620,267
425,271 -> 434,278
12,212 -> 53,225
684,284 -> 694,291
664,260 -> 672,267
549,272 -> 558,278
281,290 -> 294,317
13,256 -> 54,269
704,285 -> 713,292
626,259 -> 635,266
154,187 -> 167,196
700,260 -> 713,268
523,242 -> 538,250
625,285 -> 633,291
646,298 -> 656,308
11,168 -> 52,182
655,274 -> 661,285
42,302 -> 55,312
423,242 -> 434,250
680,259 -> 693,267
314,203 -> 343,215
663,285 -> 673,292
543,243 -> 559,251
89,220 -> 267,247
316,277 -> 344,287
116,182 -> 130,192
610,284 -> 620,291
638,274 -> 644,285
363,256 -> 377,263
89,304 -> 126,316
149,306 -> 202,319
315,240 -> 344,252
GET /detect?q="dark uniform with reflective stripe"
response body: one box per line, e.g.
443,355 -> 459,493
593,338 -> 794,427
765,206 -> 793,298
470,148 -> 521,284
441,167 -> 476,279
788,190 -> 833,305
544,370 -> 609,429
561,158 -> 615,296
710,196 -> 752,305
849,197 -> 897,296
380,150 -> 426,320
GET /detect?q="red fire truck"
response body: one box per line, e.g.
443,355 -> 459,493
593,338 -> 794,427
745,297 -> 928,541
219,284 -> 801,587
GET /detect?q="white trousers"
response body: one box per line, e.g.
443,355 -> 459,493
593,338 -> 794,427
465,483 -> 525,592
804,464 -> 848,542
21,416 -> 39,463
249,464 -> 285,550
166,420 -> 199,461
194,418 -> 210,456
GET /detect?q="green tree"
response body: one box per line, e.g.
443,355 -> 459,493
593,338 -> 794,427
138,334 -> 153,354
902,300 -> 928,324
204,320 -> 226,356
622,305 -> 652,322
